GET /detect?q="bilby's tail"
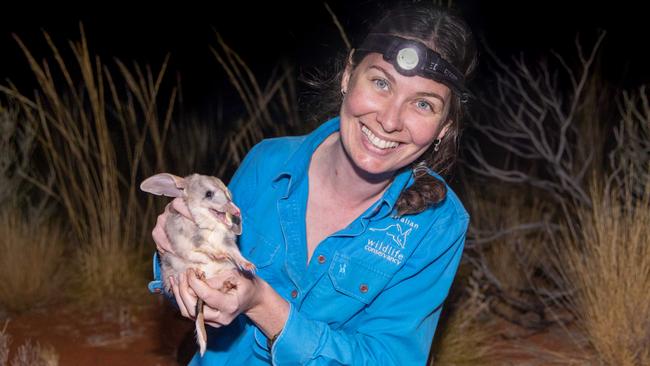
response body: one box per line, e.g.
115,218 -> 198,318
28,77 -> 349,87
195,298 -> 207,356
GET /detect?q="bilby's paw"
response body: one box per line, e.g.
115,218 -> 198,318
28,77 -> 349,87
209,252 -> 231,262
221,280 -> 237,292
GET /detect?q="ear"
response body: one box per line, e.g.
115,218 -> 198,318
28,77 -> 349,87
436,121 -> 452,141
341,49 -> 355,94
140,173 -> 186,197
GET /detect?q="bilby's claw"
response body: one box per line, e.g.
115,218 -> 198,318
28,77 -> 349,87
241,261 -> 256,273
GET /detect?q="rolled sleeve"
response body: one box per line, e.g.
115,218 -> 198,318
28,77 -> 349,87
270,303 -> 323,364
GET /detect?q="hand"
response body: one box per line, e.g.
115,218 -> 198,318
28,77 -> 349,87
151,197 -> 194,255
170,269 -> 263,328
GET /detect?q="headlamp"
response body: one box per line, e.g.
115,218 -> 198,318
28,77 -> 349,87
357,34 -> 471,102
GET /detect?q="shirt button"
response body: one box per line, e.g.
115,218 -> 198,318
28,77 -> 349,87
290,290 -> 298,298
359,284 -> 369,293
317,255 -> 326,264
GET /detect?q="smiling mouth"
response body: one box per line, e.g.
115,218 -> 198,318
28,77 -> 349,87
361,125 -> 399,149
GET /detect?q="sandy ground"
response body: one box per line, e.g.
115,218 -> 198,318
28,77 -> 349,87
4,293 -> 588,366
4,292 -> 195,366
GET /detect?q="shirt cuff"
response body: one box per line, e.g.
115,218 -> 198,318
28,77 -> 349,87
261,303 -> 323,364
147,251 -> 162,293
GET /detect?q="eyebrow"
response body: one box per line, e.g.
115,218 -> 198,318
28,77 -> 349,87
368,65 -> 446,104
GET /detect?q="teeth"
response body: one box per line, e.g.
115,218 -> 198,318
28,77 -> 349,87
361,125 -> 399,149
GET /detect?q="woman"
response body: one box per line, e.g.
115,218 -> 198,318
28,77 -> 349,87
150,3 -> 477,364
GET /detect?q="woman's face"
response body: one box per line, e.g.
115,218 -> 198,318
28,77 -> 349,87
339,52 -> 452,177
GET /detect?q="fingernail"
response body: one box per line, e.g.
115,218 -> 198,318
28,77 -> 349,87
169,276 -> 174,285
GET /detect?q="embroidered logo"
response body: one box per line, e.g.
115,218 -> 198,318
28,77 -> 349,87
364,217 -> 420,265
365,239 -> 404,265
369,224 -> 412,248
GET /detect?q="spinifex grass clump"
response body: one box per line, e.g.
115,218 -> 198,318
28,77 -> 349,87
553,184 -> 650,365
429,281 -> 496,366
0,210 -> 67,313
0,26 -> 176,304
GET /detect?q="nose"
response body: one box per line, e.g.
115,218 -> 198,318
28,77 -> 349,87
376,98 -> 404,133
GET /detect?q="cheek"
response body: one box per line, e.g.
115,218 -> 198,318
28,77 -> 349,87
408,120 -> 442,147
341,85 -> 381,117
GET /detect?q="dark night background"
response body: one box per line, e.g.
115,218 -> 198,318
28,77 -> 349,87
1,0 -> 648,117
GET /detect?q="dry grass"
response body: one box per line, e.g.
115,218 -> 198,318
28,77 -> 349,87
551,184 -> 650,365
0,25 -> 302,306
461,181 -> 562,328
210,32 -> 302,177
0,210 -> 67,313
609,86 -> 650,197
0,104 -> 35,208
0,26 -> 176,304
10,341 -> 59,366
1,321 -> 8,366
429,279 -> 496,365
0,321 -> 59,366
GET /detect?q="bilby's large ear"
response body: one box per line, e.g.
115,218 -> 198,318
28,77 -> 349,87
140,173 -> 186,197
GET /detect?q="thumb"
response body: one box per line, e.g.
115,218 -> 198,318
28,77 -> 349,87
187,269 -> 234,310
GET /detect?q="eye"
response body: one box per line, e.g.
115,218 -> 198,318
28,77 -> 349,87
373,78 -> 389,91
416,100 -> 433,112
205,191 -> 213,199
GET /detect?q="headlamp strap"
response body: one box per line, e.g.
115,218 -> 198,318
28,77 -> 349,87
357,34 -> 470,102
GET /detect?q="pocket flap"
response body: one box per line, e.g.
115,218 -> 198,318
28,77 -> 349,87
328,253 -> 392,304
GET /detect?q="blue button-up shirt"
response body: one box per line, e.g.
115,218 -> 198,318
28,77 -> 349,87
150,116 -> 469,365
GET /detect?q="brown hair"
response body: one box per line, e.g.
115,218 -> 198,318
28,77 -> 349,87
301,3 -> 477,215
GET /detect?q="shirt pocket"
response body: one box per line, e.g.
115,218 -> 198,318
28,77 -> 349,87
327,252 -> 392,304
242,227 -> 281,269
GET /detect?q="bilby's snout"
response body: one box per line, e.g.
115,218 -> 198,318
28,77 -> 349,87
223,201 -> 243,235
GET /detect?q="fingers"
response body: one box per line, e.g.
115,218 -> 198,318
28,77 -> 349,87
187,269 -> 243,326
170,275 -> 190,318
170,272 -> 201,321
152,203 -> 173,254
188,269 -> 237,314
152,219 -> 171,255
203,306 -> 223,328
178,272 -> 199,318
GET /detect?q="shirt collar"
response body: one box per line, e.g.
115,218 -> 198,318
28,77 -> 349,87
272,115 -> 416,218
362,167 -> 414,220
273,116 -> 341,198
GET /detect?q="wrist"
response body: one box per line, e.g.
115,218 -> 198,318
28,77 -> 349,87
245,278 -> 290,339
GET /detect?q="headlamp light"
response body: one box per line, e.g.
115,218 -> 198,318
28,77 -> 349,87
357,34 -> 471,102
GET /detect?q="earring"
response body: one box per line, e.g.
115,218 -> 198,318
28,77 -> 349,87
433,138 -> 441,152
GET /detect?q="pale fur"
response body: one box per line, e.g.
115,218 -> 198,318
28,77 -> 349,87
141,173 -> 254,356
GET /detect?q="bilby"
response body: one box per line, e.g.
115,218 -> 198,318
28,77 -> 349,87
140,173 -> 254,356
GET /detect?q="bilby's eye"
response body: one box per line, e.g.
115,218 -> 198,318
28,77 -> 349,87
205,191 -> 213,199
